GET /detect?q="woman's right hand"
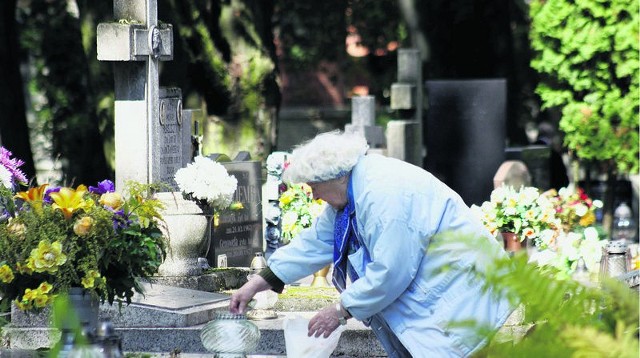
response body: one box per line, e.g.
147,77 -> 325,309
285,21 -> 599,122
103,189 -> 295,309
229,274 -> 272,314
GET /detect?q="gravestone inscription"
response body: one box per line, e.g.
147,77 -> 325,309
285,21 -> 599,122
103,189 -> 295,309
151,87 -> 192,190
207,153 -> 263,268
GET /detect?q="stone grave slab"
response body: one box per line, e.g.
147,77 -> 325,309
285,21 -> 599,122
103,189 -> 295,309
207,157 -> 263,268
130,283 -> 228,310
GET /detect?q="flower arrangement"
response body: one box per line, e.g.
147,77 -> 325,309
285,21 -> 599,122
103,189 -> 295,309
278,183 -> 325,244
533,228 -> 606,279
542,186 -> 601,233
530,186 -> 606,279
473,185 -> 560,243
174,156 -> 238,211
0,147 -> 167,311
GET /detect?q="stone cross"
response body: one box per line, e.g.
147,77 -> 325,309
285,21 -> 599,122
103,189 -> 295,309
345,96 -> 386,153
387,48 -> 424,166
97,0 -> 190,191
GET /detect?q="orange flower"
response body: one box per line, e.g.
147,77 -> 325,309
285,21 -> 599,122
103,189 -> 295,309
14,184 -> 49,213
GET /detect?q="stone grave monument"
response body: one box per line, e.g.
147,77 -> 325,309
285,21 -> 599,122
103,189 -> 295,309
424,79 -> 507,206
206,152 -> 264,268
345,95 -> 386,155
96,0 -> 184,191
387,48 -> 424,166
493,160 -> 532,189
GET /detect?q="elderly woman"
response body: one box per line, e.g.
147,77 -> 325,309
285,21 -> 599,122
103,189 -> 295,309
230,130 -> 513,357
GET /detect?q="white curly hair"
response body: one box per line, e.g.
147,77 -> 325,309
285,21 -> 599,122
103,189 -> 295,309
282,130 -> 369,184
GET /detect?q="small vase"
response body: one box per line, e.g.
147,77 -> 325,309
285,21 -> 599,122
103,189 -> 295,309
156,192 -> 209,276
501,232 -> 525,253
60,288 -> 100,332
53,288 -> 100,357
200,312 -> 261,357
311,265 -> 331,287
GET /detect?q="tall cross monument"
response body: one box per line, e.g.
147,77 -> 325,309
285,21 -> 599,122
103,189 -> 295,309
97,0 -> 190,190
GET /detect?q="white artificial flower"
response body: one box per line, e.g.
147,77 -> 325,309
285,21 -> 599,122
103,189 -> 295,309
504,206 -> 518,216
583,226 -> 599,241
556,232 -> 581,262
266,152 -> 288,176
174,156 -> 238,209
490,186 -> 508,203
0,165 -> 12,188
574,203 -> 589,217
519,186 -> 540,205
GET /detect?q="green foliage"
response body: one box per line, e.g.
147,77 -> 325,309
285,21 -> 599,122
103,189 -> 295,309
165,0 -> 279,160
529,0 -> 639,174
430,232 -> 639,357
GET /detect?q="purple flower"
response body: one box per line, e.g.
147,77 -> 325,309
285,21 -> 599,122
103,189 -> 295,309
0,146 -> 28,185
43,187 -> 61,204
111,209 -> 132,230
89,180 -> 115,195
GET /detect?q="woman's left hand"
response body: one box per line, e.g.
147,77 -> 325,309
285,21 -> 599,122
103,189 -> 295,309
308,304 -> 341,338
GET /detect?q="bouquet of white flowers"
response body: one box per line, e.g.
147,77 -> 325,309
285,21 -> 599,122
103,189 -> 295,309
174,156 -> 238,210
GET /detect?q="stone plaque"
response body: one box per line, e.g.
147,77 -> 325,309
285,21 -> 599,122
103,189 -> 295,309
207,157 -> 263,267
150,87 -> 191,190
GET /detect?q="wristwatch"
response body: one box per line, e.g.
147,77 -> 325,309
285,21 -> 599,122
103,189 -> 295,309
335,303 -> 348,326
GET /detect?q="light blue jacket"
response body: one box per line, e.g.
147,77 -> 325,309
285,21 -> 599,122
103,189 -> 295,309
269,154 -> 514,357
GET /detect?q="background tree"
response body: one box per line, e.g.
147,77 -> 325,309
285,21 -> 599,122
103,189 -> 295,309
161,0 -> 280,159
0,0 -> 35,180
415,0 -> 534,145
18,0 -> 110,184
274,0 -> 406,109
529,0 -> 639,228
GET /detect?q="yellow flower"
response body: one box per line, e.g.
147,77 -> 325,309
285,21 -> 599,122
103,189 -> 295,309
524,209 -> 536,221
7,221 -> 26,239
579,211 -> 596,227
16,261 -> 33,275
34,293 -> 49,308
50,186 -> 89,220
81,270 -> 101,289
81,276 -> 95,288
37,282 -> 53,294
15,299 -> 31,311
29,240 -> 67,273
14,184 -> 49,213
229,201 -> 244,210
22,288 -> 37,301
0,264 -> 14,283
279,190 -> 295,206
73,216 -> 94,236
99,192 -> 124,210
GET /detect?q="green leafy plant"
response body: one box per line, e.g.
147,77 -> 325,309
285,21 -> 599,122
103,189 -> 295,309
430,232 -> 639,357
529,0 -> 639,174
